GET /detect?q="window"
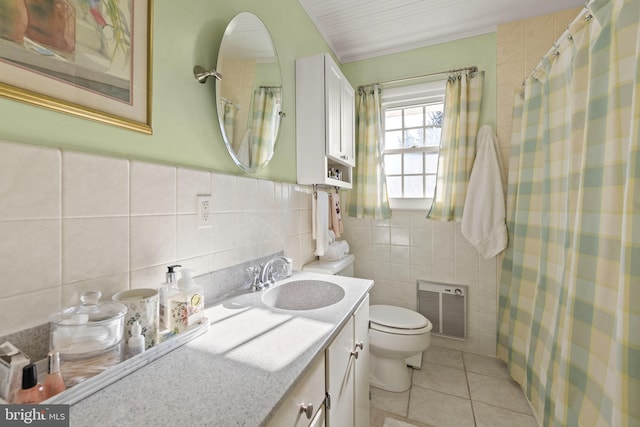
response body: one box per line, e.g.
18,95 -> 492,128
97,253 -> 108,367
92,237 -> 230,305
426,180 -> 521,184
382,81 -> 446,210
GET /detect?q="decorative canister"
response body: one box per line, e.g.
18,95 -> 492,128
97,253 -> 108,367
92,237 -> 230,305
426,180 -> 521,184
112,288 -> 159,352
49,291 -> 127,387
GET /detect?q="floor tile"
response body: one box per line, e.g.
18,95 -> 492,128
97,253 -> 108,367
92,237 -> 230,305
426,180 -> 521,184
473,401 -> 538,427
408,387 -> 475,427
371,386 -> 410,417
463,352 -> 510,380
423,346 -> 465,370
370,407 -> 435,427
371,347 -> 537,427
466,372 -> 532,414
412,363 -> 469,398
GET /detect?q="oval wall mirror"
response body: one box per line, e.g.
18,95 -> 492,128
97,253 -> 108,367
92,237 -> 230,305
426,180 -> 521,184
216,13 -> 283,173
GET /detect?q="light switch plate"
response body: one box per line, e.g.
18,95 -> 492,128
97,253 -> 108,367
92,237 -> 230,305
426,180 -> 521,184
197,195 -> 213,227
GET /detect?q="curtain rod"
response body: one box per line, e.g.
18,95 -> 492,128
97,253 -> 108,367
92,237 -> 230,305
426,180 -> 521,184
523,2 -> 593,86
358,65 -> 478,90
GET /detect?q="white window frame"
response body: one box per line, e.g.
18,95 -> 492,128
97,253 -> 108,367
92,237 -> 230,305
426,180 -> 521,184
382,80 -> 446,211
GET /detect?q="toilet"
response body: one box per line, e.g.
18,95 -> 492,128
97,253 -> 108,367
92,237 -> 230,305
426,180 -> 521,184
303,255 -> 433,393
368,305 -> 432,392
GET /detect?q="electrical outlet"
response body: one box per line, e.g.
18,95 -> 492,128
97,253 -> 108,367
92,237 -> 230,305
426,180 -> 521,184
197,195 -> 212,227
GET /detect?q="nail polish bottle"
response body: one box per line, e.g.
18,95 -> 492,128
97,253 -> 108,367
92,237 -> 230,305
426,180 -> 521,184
44,352 -> 66,398
14,363 -> 46,404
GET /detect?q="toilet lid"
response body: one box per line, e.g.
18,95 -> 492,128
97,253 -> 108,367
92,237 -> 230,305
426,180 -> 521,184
370,305 -> 428,329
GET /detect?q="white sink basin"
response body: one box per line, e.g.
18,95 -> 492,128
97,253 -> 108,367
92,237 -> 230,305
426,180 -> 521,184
262,280 -> 345,310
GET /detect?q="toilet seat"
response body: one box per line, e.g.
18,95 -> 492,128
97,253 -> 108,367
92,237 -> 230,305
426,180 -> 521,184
369,305 -> 432,335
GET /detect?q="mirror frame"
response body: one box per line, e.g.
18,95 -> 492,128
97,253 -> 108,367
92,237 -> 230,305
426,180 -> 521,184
215,12 -> 283,174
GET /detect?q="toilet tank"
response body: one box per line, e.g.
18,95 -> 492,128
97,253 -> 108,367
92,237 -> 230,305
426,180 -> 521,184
302,255 -> 355,277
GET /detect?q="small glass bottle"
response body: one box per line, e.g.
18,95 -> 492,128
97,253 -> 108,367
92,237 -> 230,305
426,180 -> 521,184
44,352 -> 66,398
14,364 -> 46,404
127,321 -> 145,357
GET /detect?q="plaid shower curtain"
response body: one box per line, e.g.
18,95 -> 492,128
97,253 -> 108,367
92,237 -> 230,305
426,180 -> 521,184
347,84 -> 391,219
250,87 -> 282,168
497,0 -> 640,426
427,70 -> 484,221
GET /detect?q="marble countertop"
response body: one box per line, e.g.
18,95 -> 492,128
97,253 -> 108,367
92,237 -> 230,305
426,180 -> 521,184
69,271 -> 373,426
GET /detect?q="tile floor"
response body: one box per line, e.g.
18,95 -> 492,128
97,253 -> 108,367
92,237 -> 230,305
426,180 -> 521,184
370,346 -> 539,427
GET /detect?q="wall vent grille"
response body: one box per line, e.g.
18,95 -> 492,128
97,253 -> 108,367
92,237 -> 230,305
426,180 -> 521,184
417,280 -> 467,340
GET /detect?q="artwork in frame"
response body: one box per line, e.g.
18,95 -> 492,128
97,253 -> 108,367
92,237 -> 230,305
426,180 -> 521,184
0,0 -> 153,134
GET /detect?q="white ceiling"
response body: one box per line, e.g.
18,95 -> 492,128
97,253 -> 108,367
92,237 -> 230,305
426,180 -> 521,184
298,0 -> 585,63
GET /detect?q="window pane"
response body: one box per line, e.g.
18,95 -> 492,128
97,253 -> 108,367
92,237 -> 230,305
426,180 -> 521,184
404,176 -> 424,198
386,176 -> 402,198
425,105 -> 444,126
426,175 -> 436,197
404,152 -> 423,174
425,153 -> 439,173
404,107 -> 423,127
385,130 -> 403,149
404,128 -> 424,148
382,95 -> 444,204
425,127 -> 441,147
385,109 -> 402,129
384,154 -> 402,175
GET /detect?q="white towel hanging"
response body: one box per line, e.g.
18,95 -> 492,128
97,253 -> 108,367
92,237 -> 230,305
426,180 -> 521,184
314,191 -> 330,256
461,125 -> 508,258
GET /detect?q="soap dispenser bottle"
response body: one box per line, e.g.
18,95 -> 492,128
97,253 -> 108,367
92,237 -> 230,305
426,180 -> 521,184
168,269 -> 204,333
159,264 -> 181,329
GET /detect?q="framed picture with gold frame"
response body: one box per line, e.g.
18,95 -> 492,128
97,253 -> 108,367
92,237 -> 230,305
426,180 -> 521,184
0,0 -> 153,134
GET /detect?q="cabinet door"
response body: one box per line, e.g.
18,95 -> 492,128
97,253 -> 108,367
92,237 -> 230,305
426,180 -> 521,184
267,354 -> 326,427
354,296 -> 370,427
325,316 -> 354,427
325,58 -> 344,162
341,81 -> 356,167
309,404 -> 326,427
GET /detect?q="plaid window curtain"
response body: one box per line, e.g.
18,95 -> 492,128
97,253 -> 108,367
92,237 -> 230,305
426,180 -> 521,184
250,87 -> 282,168
497,0 -> 639,426
427,70 -> 484,221
347,84 -> 391,219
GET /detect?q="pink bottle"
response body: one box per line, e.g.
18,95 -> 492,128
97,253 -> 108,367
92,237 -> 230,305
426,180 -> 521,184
14,364 -> 46,404
44,352 -> 66,398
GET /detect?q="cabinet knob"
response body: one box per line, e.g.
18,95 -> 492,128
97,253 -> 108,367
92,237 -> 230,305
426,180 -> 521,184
355,341 -> 364,350
350,350 -> 359,359
300,403 -> 314,419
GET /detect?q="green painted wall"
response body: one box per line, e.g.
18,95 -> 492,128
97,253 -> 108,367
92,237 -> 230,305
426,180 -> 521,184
0,1 -> 496,183
342,33 -> 497,129
0,0 -> 330,183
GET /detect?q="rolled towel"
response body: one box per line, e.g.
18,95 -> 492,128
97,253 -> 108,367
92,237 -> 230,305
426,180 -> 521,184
314,191 -> 330,256
319,240 -> 350,261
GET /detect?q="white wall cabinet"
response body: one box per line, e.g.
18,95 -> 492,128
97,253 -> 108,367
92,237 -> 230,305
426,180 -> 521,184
325,295 -> 370,427
296,53 -> 356,189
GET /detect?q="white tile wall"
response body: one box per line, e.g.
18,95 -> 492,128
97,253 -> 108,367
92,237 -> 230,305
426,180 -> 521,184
0,138 -> 498,355
342,210 -> 498,355
0,140 -> 316,337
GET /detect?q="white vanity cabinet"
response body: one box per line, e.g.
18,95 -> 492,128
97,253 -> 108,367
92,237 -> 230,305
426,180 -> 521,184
296,53 -> 356,189
325,295 -> 370,427
266,294 -> 370,427
267,354 -> 326,427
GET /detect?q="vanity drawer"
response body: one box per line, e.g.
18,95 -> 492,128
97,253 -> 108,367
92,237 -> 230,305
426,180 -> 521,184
267,354 -> 326,427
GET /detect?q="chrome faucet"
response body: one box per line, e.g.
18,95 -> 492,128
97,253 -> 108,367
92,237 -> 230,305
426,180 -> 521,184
256,256 -> 293,290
